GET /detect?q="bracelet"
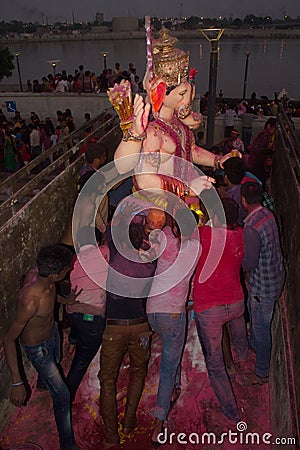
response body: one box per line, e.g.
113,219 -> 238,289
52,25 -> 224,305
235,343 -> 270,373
122,128 -> 147,142
214,154 -> 221,170
11,381 -> 24,387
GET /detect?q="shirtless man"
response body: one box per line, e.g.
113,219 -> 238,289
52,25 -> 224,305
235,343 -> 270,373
3,244 -> 81,450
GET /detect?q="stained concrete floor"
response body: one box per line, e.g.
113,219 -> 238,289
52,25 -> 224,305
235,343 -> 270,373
0,319 -> 271,450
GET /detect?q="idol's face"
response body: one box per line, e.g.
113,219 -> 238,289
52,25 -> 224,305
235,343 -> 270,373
163,81 -> 192,112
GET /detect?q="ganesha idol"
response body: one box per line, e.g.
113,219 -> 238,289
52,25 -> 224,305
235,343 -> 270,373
108,24 -> 234,205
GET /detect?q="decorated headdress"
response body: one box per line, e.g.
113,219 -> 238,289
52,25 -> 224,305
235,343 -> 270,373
152,27 -> 190,88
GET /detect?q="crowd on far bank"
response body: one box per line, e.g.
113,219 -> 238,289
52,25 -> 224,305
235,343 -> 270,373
26,61 -> 145,95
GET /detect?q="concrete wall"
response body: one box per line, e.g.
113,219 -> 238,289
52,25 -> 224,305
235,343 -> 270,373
269,123 -> 300,444
0,92 -> 113,129
1,92 -> 299,145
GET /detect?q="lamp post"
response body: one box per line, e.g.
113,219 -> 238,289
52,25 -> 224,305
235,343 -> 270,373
242,52 -> 251,100
100,52 -> 109,70
48,60 -> 60,76
200,28 -> 224,148
15,52 -> 23,92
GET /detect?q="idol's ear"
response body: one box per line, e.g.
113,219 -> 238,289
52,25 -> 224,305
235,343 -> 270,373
151,81 -> 166,114
143,69 -> 166,116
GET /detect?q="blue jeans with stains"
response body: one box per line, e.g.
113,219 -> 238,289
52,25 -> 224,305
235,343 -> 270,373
22,323 -> 74,449
147,312 -> 186,421
248,294 -> 277,378
194,301 -> 248,422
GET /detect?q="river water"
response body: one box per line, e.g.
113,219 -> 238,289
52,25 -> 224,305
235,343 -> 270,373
3,37 -> 300,100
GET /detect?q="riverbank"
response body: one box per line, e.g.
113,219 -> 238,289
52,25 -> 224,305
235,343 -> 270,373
1,27 -> 300,44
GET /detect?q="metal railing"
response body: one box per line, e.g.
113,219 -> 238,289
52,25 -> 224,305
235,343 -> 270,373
0,107 -> 119,229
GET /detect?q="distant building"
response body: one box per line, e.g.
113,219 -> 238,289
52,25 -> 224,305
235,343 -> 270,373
91,26 -> 109,33
112,17 -> 139,32
95,12 -> 104,25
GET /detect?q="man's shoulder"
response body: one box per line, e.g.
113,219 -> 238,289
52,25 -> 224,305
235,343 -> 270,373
18,282 -> 41,311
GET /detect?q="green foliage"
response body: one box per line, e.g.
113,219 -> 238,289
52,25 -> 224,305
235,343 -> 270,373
0,47 -> 15,82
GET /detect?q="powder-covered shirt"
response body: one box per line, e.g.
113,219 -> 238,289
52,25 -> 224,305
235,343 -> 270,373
67,244 -> 108,316
106,247 -> 156,320
193,226 -> 244,312
147,227 -> 201,314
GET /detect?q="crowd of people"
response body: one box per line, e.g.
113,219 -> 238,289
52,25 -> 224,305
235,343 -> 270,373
3,25 -> 286,450
0,107 -> 83,172
3,132 -> 285,449
26,62 -> 145,95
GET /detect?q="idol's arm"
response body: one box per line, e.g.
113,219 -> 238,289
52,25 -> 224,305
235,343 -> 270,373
114,94 -> 151,174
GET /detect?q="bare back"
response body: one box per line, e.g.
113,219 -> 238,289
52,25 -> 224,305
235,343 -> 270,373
17,268 -> 56,346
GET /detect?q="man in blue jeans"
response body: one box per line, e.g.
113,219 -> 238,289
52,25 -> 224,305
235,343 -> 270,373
66,226 -> 108,402
147,207 -> 200,442
3,244 -> 81,450
242,182 -> 285,382
193,198 -> 248,423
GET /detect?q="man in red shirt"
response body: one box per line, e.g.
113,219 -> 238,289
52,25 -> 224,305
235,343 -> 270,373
193,197 -> 248,423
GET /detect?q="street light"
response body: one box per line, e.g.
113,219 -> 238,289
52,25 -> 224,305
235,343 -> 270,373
48,60 -> 60,76
15,52 -> 23,92
200,28 -> 224,148
100,52 -> 109,70
242,52 -> 251,100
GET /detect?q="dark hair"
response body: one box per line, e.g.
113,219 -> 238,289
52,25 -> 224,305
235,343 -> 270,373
223,157 -> 245,185
218,198 -> 238,226
37,244 -> 73,277
264,117 -> 276,129
129,223 -> 143,250
78,171 -> 105,194
241,181 -> 263,204
85,142 -> 107,164
77,226 -> 102,247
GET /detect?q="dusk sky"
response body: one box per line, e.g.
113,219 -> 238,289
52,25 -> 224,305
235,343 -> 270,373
2,0 -> 300,23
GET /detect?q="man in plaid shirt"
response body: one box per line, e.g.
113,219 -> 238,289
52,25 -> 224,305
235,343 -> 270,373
241,182 -> 285,382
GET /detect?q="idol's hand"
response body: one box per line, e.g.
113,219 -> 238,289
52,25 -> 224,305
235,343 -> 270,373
131,94 -> 151,136
189,175 -> 215,196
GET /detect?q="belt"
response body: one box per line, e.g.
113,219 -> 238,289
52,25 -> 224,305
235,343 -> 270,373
106,317 -> 147,326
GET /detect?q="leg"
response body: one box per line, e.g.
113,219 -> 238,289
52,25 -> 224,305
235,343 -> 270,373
230,312 -> 248,362
66,314 -> 106,401
24,325 -> 74,449
195,307 -> 240,422
99,325 -> 128,445
122,322 -> 152,433
148,313 -> 186,422
248,295 -> 276,377
222,323 -> 235,375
